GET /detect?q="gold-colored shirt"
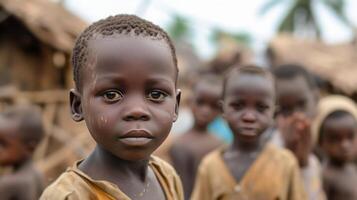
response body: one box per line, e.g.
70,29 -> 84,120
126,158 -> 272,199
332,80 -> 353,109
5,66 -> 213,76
191,144 -> 307,200
40,156 -> 184,200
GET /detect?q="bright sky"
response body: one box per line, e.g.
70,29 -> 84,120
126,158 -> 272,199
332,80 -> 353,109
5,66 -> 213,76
64,0 -> 357,59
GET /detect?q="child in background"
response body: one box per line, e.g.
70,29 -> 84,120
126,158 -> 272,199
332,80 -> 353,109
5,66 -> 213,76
170,74 -> 223,199
191,65 -> 306,200
314,95 -> 357,200
273,64 -> 326,200
0,105 -> 44,200
40,14 -> 183,200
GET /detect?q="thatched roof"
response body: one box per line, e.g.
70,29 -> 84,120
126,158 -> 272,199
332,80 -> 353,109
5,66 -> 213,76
268,34 -> 357,95
0,0 -> 87,53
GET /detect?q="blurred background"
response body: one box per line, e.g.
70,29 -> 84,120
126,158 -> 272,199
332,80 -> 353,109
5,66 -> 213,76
1,0 -> 357,184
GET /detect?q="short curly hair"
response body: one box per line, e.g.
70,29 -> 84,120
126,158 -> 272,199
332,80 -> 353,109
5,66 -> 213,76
222,64 -> 274,99
72,14 -> 178,90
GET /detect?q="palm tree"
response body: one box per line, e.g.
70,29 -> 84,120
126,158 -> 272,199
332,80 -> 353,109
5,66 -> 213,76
166,15 -> 192,42
260,0 -> 351,38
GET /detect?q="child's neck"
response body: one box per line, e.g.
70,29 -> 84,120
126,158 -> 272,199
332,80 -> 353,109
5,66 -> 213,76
231,137 -> 264,153
327,158 -> 348,169
81,146 -> 150,182
192,123 -> 208,133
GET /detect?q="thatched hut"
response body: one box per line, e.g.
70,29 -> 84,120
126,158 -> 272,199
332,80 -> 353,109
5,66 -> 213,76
267,34 -> 357,99
0,0 -> 87,90
0,0 -> 91,183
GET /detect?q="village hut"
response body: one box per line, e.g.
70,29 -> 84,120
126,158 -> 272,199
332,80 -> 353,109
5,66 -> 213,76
0,0 -> 92,183
267,34 -> 357,100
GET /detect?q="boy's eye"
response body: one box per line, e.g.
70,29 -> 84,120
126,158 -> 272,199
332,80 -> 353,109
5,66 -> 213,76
147,90 -> 167,102
297,100 -> 306,110
196,98 -> 204,105
257,104 -> 269,112
231,102 -> 244,110
103,90 -> 123,102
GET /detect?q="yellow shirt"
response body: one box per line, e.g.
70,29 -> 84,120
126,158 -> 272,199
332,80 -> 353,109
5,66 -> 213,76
191,144 -> 307,200
40,156 -> 184,200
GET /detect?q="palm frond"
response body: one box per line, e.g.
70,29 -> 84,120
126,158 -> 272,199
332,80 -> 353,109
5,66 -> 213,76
259,0 -> 285,16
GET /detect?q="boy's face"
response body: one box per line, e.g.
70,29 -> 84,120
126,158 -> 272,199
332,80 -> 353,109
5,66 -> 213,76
0,119 -> 28,166
71,36 -> 180,161
321,114 -> 357,163
222,73 -> 274,143
191,82 -> 221,128
275,76 -> 316,118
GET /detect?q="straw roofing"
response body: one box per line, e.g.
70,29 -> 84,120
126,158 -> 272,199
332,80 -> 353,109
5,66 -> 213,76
0,0 -> 87,52
268,34 -> 357,95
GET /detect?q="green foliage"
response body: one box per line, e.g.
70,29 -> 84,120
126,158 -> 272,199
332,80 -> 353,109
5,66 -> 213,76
260,0 -> 351,38
167,15 -> 191,41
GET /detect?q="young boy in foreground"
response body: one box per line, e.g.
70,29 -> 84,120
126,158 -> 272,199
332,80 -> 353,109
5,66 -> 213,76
314,95 -> 357,200
40,14 -> 183,200
191,65 -> 306,200
0,105 -> 44,200
170,74 -> 223,199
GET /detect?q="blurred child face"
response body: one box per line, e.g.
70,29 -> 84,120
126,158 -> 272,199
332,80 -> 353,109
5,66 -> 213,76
321,114 -> 357,163
222,73 -> 274,143
275,76 -> 316,118
0,119 -> 29,166
191,82 -> 221,129
70,35 -> 180,161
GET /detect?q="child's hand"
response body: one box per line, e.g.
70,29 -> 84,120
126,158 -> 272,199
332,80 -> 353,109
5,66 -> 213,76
277,112 -> 312,167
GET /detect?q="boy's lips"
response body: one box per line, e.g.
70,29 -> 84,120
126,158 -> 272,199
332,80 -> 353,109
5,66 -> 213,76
239,127 -> 259,137
117,130 -> 154,146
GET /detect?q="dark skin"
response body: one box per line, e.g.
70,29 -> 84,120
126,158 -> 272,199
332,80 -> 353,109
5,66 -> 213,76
70,35 -> 180,199
221,73 -> 275,182
0,117 -> 44,200
170,81 -> 223,199
275,76 -> 317,167
320,114 -> 357,200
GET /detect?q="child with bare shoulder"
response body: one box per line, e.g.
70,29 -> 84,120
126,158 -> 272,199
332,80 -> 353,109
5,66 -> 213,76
0,105 -> 44,200
315,95 -> 357,200
170,74 -> 224,199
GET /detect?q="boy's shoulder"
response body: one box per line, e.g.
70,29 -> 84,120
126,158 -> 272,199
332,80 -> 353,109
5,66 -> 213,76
40,157 -> 183,200
197,147 -> 225,172
40,166 -> 89,200
267,144 -> 299,165
150,155 -> 180,179
199,144 -> 298,170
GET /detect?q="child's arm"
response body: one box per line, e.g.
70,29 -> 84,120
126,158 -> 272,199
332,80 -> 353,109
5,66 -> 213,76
277,113 -> 312,167
170,143 -> 195,198
321,170 -> 335,200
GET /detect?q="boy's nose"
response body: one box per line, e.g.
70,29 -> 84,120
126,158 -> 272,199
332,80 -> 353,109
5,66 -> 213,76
241,110 -> 256,122
123,107 -> 150,121
341,139 -> 352,151
122,98 -> 150,121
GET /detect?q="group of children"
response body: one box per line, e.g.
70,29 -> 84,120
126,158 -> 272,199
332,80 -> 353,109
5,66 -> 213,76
0,14 -> 356,200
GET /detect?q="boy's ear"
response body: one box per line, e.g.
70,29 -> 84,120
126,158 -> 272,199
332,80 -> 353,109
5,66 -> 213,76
313,89 -> 320,103
218,100 -> 224,113
173,89 -> 181,122
69,89 -> 84,122
311,88 -> 320,117
220,100 -> 227,119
